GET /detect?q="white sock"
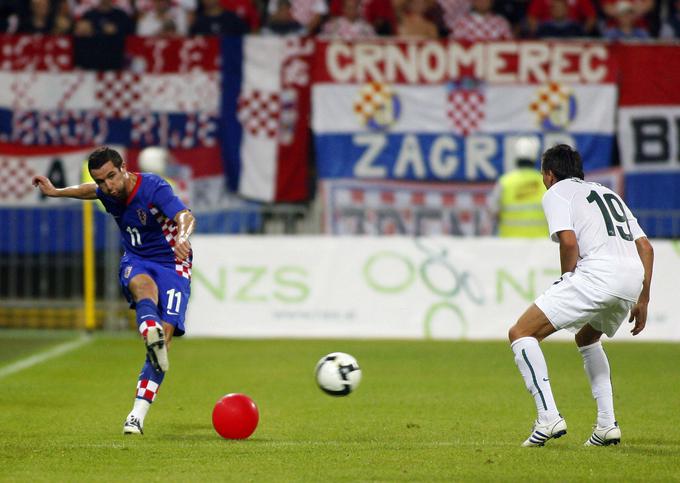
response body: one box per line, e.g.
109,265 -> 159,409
511,336 -> 560,424
579,341 -> 615,428
129,398 -> 151,424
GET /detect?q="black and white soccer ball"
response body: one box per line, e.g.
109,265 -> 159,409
314,352 -> 362,396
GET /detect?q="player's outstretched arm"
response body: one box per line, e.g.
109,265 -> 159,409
629,236 -> 654,336
32,175 -> 98,200
174,209 -> 195,261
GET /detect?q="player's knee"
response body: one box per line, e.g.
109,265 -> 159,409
575,330 -> 599,347
508,324 -> 521,342
129,275 -> 158,301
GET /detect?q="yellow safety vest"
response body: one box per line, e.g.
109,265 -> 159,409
498,168 -> 549,238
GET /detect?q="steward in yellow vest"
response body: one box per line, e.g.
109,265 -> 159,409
494,164 -> 549,238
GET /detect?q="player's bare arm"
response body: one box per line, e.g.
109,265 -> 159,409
629,236 -> 654,336
556,229 -> 578,274
174,209 -> 195,261
32,175 -> 98,200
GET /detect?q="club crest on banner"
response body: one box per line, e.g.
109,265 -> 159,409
353,82 -> 401,131
530,82 -> 577,131
446,78 -> 485,136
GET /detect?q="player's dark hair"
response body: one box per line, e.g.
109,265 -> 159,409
87,147 -> 123,171
541,144 -> 584,181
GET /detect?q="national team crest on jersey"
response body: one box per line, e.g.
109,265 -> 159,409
137,208 -> 147,225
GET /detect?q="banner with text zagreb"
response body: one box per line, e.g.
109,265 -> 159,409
312,41 -> 616,182
187,236 -> 680,341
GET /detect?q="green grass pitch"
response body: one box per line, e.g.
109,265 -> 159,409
1,332 -> 679,481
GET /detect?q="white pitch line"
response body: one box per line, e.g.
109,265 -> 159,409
0,334 -> 92,380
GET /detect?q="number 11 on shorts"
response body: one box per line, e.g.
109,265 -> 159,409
166,288 -> 182,315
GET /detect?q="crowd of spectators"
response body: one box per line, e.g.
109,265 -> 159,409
0,0 -> 678,42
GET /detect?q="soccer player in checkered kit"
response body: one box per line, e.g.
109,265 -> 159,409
507,144 -> 654,447
33,146 -> 195,435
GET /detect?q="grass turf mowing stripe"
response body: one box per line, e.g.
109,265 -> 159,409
0,333 -> 92,380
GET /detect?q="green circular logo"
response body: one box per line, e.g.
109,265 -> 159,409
363,251 -> 415,293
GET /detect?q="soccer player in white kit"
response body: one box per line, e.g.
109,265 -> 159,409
508,144 -> 654,447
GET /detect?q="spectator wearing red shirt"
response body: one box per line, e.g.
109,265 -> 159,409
451,0 -> 512,41
330,0 -> 397,35
526,0 -> 596,35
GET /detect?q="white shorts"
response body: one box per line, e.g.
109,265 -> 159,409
535,272 -> 634,338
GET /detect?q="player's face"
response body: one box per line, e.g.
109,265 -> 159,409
90,161 -> 128,200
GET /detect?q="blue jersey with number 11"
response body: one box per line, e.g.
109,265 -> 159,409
97,173 -> 190,266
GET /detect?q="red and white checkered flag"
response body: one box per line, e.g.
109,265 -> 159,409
446,90 -> 485,136
237,89 -> 280,138
0,157 -> 36,201
95,72 -> 143,118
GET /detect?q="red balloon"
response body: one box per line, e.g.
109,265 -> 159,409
212,393 -> 259,439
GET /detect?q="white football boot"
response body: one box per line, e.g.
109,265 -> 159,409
522,416 -> 567,447
584,422 -> 621,446
145,325 -> 169,373
123,415 -> 143,435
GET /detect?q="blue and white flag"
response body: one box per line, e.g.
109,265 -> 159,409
312,40 -> 617,182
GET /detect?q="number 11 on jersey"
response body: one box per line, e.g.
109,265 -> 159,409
126,226 -> 142,246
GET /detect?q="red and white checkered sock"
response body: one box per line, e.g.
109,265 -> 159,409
138,320 -> 160,338
136,379 -> 160,403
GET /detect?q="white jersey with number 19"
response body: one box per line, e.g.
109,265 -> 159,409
542,178 -> 645,302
